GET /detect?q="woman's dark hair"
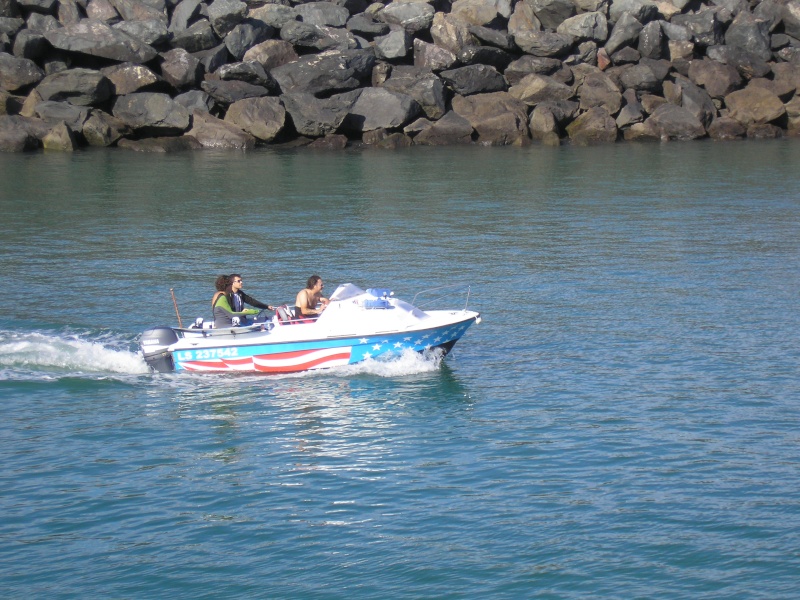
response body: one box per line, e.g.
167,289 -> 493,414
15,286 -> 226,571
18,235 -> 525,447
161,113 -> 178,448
215,275 -> 229,292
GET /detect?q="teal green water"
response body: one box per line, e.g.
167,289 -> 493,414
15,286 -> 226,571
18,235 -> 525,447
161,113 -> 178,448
1,141 -> 800,598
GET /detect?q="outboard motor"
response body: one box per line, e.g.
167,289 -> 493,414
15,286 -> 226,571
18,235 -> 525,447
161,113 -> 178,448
139,327 -> 179,373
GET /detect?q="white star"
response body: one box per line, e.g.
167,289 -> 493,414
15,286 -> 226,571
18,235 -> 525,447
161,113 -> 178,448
359,338 -> 369,344
363,352 -> 372,359
372,344 -> 382,351
422,333 -> 430,339
403,336 -> 411,341
414,339 -> 422,345
394,342 -> 403,348
434,336 -> 442,343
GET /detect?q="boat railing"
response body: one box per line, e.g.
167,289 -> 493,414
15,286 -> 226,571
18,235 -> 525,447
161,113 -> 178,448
412,284 -> 472,312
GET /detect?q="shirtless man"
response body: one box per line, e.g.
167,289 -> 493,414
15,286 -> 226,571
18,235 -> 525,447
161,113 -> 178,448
295,275 -> 329,318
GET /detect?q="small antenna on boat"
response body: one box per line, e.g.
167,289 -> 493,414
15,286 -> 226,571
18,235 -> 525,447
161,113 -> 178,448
170,288 -> 183,328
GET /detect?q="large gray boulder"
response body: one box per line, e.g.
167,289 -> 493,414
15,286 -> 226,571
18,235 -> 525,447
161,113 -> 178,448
347,13 -> 389,37
440,64 -> 507,96
451,0 -> 512,28
113,19 -> 170,47
605,13 -> 642,55
108,0 -> 166,24
13,31 -> 49,61
249,4 -> 297,30
724,11 -> 771,62
44,19 -> 158,63
225,19 -> 274,61
224,96 -> 285,141
380,65 -> 446,119
578,71 -> 622,114
413,39 -> 457,72
242,39 -> 298,70
0,123 -> 39,151
342,87 -> 420,132
171,19 -> 220,53
451,91 -> 529,145
514,30 -> 574,57
217,61 -> 278,93
508,73 -> 572,105
782,1 -> 800,40
0,52 -> 44,92
112,91 -> 191,134
374,28 -> 411,61
557,11 -> 607,42
160,48 -> 203,89
458,45 -> 513,71
687,58 -> 742,98
296,2 -> 349,27
281,89 -> 360,137
412,110 -> 473,145
663,75 -> 716,128
34,100 -> 90,130
504,55 -> 562,84
200,79 -> 270,105
469,24 -> 515,51
271,49 -> 375,96
207,0 -> 246,37
169,0 -> 202,34
86,0 -> 121,23
706,115 -> 746,140
36,68 -> 113,105
528,0 -> 575,31
608,0 -> 658,24
646,103 -> 706,139
706,45 -> 771,80
565,105 -> 617,144
82,108 -> 130,145
637,19 -> 664,59
671,8 -> 724,47
281,21 -> 348,52
376,1 -> 435,35
724,85 -> 786,126
429,12 -> 477,55
187,108 -> 255,148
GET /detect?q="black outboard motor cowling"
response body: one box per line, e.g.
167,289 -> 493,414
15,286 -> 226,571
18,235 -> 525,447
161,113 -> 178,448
140,327 -> 179,373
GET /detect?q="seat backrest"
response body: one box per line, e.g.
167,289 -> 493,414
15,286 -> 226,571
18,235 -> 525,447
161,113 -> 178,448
276,305 -> 293,322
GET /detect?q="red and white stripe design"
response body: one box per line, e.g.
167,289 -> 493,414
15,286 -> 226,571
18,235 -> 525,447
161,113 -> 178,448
180,347 -> 352,374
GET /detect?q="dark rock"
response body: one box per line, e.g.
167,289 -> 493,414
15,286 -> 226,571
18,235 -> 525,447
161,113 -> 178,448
296,2 -> 349,27
160,47 -> 203,89
578,71 -> 622,114
26,13 -> 60,33
536,99 -> 579,125
113,19 -> 170,46
248,4 -> 297,30
430,12 -> 477,55
557,11 -> 607,43
622,119 -> 660,141
217,60 -> 278,92
281,89 -> 360,136
0,51 -> 45,91
307,133 -> 348,149
19,0 -> 59,14
754,0 -> 784,32
605,13 -> 642,56
724,11 -> 771,61
108,0 -> 167,24
615,88 -> 644,128
224,95 -> 285,141
706,45 -> 771,80
565,105 -> 617,144
342,87 -> 419,132
707,115 -> 746,139
748,77 -> 795,102
188,107 -> 255,148
57,0 -> 82,26
508,73 -> 573,106
118,134 -> 203,151
0,17 -> 25,36
451,91 -> 529,145
609,0 -> 659,25
615,62 -> 662,94
82,108 -> 130,145
36,68 -> 113,105
45,19 -> 158,63
374,28 -> 411,61
637,20 -> 664,59
451,0 -> 513,29
687,58 -> 742,98
664,74 -> 716,127
504,56 -> 562,85
468,24 -> 515,52
376,1 -> 435,35
0,90 -> 24,114
0,113 -> 50,140
280,20 -> 355,51
783,1 -> 800,40
458,45 -> 513,71
270,49 -> 375,96
112,91 -> 191,134
724,85 -> 786,126
646,102 -> 706,139
611,46 -> 641,65
200,78 -> 270,104
174,88 -> 214,112
0,0 -> 20,18
529,104 -> 560,142
746,122 -> 783,138
0,124 -> 38,151
33,99 -> 89,129
171,19 -> 220,53
671,8 -> 724,47
514,31 -> 574,58
42,121 -> 78,150
224,18 -> 274,61
101,62 -> 163,96
412,109 -> 473,145
528,0 -> 575,31
207,0 -> 246,37
439,64 -> 507,96
347,13 -> 389,38
242,39 -> 298,70
169,0 -> 202,34
412,39 -> 457,72
381,65 -> 446,120
192,43 -> 230,74
86,0 -> 120,23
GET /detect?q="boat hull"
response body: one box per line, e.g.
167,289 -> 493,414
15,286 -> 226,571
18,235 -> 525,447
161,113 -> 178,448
172,314 -> 478,374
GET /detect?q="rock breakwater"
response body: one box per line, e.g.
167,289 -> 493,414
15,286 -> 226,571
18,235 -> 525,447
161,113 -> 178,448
1,0 -> 800,152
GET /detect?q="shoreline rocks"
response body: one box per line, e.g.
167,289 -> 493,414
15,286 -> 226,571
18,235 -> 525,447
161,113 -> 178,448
1,0 -> 800,152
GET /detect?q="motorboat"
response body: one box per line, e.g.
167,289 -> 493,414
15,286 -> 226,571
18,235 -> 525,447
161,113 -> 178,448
139,283 -> 481,374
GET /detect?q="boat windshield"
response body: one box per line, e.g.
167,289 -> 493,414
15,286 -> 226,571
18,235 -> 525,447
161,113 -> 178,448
329,283 -> 365,302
